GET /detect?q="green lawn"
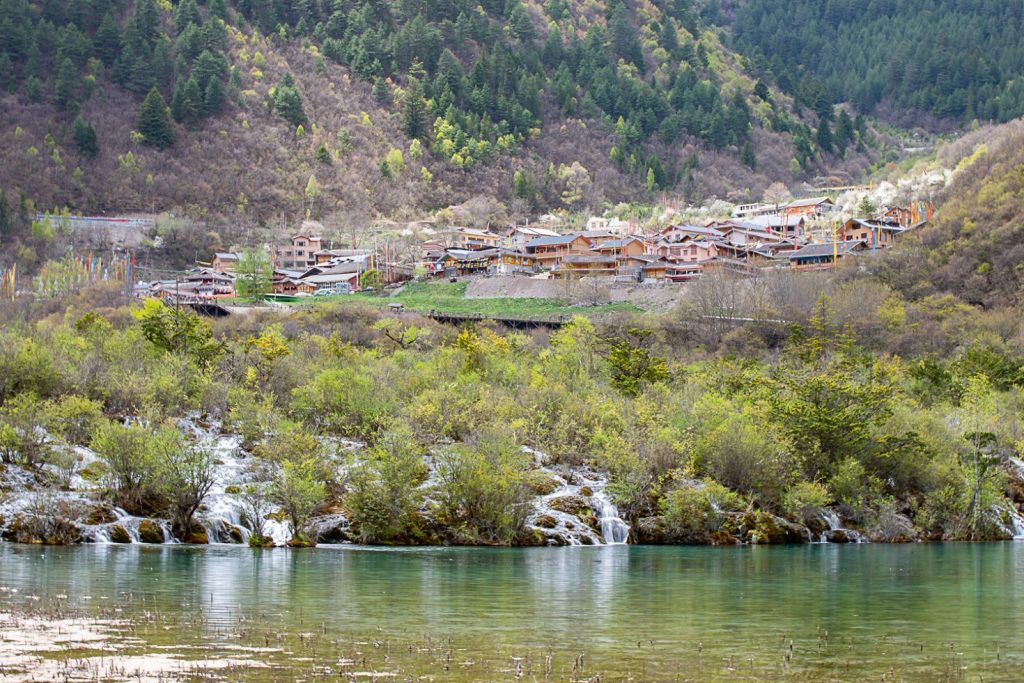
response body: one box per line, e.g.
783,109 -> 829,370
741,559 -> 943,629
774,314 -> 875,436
309,281 -> 639,320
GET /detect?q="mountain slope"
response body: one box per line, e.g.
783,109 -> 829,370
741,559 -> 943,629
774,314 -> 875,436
873,121 -> 1024,309
0,0 -> 877,223
729,0 -> 1024,128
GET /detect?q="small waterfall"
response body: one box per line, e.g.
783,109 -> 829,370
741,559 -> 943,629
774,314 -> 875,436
264,519 -> 292,546
814,508 -> 865,544
79,508 -> 176,544
592,493 -> 630,545
525,459 -> 630,546
820,509 -> 841,543
1006,506 -> 1024,539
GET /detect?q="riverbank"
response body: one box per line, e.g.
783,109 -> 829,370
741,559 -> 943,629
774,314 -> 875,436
5,288 -> 1024,551
3,416 -> 1023,549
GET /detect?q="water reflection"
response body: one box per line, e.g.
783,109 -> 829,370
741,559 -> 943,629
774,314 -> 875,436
2,542 -> 1023,676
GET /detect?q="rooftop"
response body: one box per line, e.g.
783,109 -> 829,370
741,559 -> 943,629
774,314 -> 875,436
786,197 -> 834,209
526,233 -> 587,248
664,224 -> 726,238
593,237 -> 643,250
787,240 -> 865,260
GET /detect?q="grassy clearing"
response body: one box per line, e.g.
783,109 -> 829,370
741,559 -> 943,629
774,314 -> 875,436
307,281 -> 640,319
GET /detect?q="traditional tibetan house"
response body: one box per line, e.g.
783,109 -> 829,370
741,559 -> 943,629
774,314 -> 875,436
524,233 -> 595,269
837,218 -> 907,250
428,248 -> 500,277
212,252 -> 240,274
784,197 -> 834,217
591,236 -> 647,258
787,240 -> 865,270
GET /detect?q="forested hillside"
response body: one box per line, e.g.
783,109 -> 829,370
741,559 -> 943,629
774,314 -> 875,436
875,121 -> 1024,309
0,0 -> 874,223
731,0 -> 1024,127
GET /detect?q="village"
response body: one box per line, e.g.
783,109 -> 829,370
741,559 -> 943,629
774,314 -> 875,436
147,195 -> 929,303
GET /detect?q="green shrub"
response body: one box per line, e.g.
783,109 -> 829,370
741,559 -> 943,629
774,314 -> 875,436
781,481 -> 831,526
91,420 -> 180,515
693,409 -> 794,509
432,432 -> 532,544
273,458 -> 325,544
290,366 -> 393,439
345,426 -> 427,543
47,395 -> 104,446
0,393 -> 52,467
662,480 -> 744,535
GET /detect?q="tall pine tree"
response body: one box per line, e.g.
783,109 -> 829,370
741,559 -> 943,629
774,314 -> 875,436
272,73 -> 307,126
400,63 -> 428,140
137,87 -> 175,149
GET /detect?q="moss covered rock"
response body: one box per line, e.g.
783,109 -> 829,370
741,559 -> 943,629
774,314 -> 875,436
248,534 -> 275,548
287,535 -> 316,548
534,514 -> 557,529
524,470 -> 563,496
5,515 -> 82,545
137,519 -> 165,544
186,529 -> 209,544
549,495 -> 591,516
709,530 -> 740,546
109,524 -> 131,544
741,511 -> 808,545
86,505 -> 118,526
78,461 -> 105,483
513,528 -> 548,546
634,516 -> 669,544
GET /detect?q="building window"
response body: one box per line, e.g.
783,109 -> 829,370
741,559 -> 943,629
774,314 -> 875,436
297,241 -> 306,247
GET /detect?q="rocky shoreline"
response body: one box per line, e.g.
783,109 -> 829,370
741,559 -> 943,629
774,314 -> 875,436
4,418 -> 1024,549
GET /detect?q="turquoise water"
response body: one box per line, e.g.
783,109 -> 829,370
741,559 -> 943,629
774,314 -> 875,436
1,542 -> 1023,681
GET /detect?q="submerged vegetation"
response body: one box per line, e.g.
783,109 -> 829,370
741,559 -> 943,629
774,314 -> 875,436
2,276 -> 1024,546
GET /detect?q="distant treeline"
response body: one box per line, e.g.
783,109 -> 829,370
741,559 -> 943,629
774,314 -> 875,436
732,0 -> 1024,124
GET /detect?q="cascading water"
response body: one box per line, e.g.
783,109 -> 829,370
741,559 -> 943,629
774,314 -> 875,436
819,509 -> 841,543
1,421 -> 638,549
525,455 -> 631,546
1003,505 -> 1024,539
814,508 -> 864,544
592,492 -> 630,545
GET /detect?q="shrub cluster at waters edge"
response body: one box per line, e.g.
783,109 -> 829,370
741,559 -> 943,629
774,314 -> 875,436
1,284 -> 1023,545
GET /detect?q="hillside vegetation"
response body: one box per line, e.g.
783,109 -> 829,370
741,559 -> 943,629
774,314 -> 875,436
874,121 -> 1024,309
9,283 -> 1024,545
732,0 -> 1024,127
0,0 -> 878,224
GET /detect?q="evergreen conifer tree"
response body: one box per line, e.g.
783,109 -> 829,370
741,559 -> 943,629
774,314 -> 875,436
137,87 -> 175,149
203,76 -> 226,116
401,63 -> 428,140
25,76 -> 42,102
95,11 -> 122,65
54,57 -> 81,111
740,140 -> 756,169
72,116 -> 98,157
180,76 -> 202,124
372,77 -> 389,104
0,53 -> 13,93
834,109 -> 854,157
272,73 -> 308,126
816,117 -> 833,154
315,143 -> 332,164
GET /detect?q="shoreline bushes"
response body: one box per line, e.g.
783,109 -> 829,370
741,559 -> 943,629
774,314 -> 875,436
2,293 -> 1024,543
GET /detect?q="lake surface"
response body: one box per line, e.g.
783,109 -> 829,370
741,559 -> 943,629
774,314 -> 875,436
1,542 -> 1023,681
